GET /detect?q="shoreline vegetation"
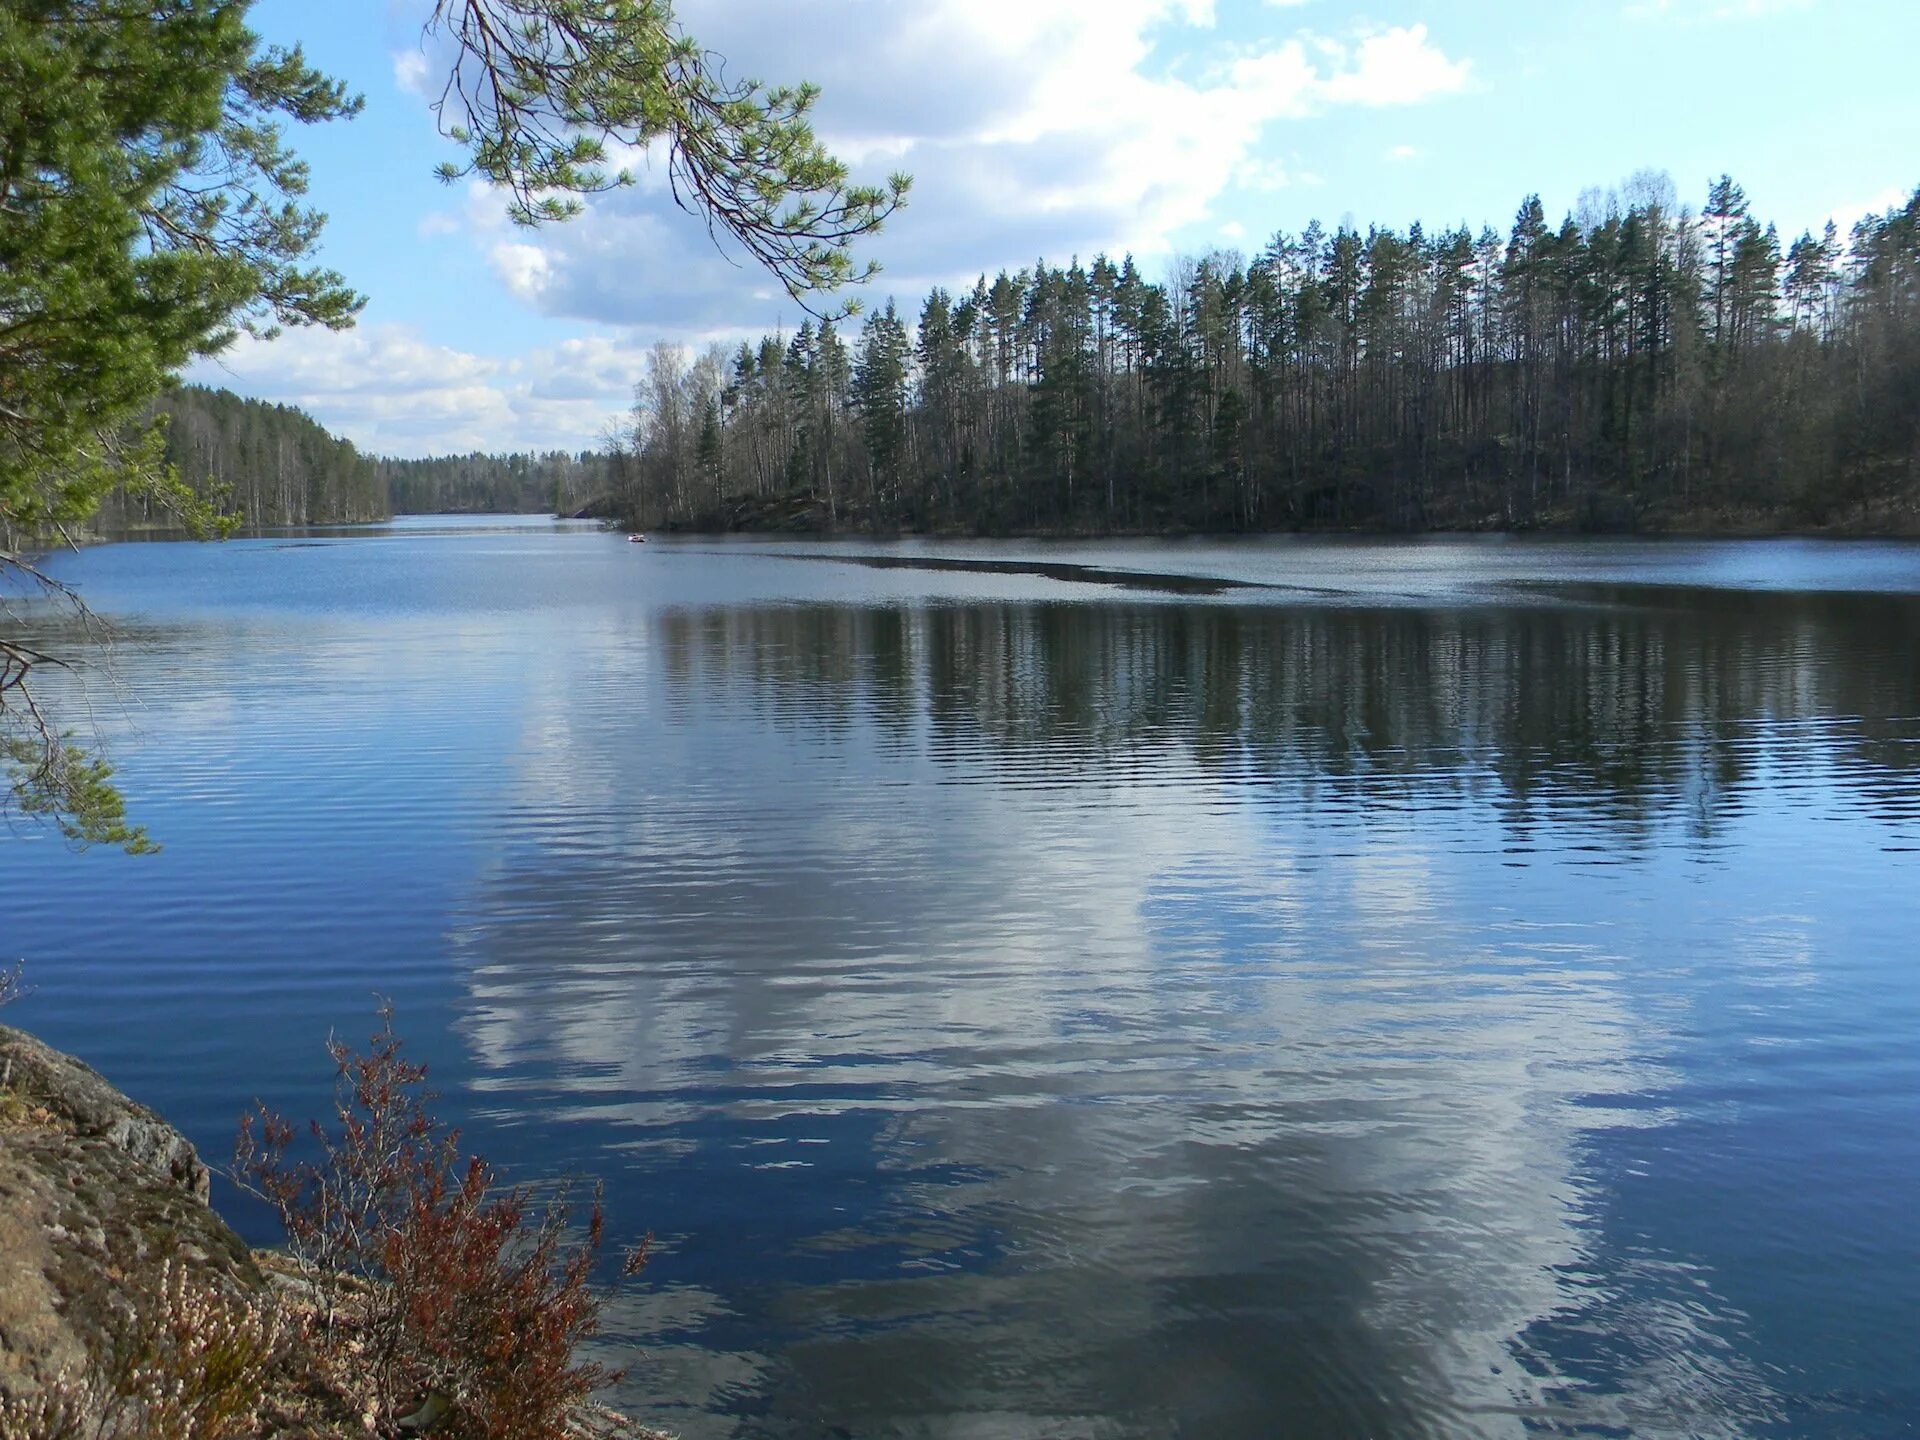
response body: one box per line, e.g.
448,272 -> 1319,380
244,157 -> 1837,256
34,389 -> 1920,550
38,495 -> 1920,553
0,1012 -> 660,1440
607,176 -> 1920,543
62,176 -> 1919,549
31,481 -> 1920,552
636,487 -> 1920,540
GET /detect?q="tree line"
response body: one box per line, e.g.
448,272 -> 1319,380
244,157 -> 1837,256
83,389 -> 625,529
97,169 -> 1920,540
89,386 -> 386,530
615,173 -> 1920,534
380,451 -> 620,517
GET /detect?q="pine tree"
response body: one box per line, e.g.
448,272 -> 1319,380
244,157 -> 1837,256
853,301 -> 912,522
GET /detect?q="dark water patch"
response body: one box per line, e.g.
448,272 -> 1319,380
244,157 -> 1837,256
731,547 -> 1334,597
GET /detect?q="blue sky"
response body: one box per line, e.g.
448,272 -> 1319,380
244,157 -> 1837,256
188,0 -> 1920,456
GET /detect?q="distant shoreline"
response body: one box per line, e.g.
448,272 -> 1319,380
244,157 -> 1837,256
23,501 -> 1920,551
627,477 -> 1920,543
638,507 -> 1920,544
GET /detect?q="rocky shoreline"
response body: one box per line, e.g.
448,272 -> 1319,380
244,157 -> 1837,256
0,1024 -> 262,1421
0,1026 -> 663,1439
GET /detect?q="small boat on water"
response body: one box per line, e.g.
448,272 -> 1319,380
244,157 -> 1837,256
627,533 -> 646,544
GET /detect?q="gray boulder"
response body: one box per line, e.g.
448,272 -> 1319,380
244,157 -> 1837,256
0,1025 -> 261,1415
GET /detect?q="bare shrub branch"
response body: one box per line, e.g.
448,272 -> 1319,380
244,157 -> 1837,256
234,1004 -> 650,1439
0,551 -> 152,852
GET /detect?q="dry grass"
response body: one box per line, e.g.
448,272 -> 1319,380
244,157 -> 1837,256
0,1262 -> 293,1440
0,978 -> 57,1131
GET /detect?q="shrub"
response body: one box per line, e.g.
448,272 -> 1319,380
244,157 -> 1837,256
234,1006 -> 648,1440
0,1261 -> 294,1440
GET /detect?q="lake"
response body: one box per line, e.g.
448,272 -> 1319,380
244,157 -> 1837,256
5,517 -> 1919,1437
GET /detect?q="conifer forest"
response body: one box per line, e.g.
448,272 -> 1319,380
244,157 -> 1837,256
614,176 -> 1920,534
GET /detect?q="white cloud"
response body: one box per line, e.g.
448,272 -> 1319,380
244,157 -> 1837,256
1234,157 -> 1296,192
1311,25 -> 1474,107
1762,184 -> 1914,245
186,325 -> 658,457
461,4 -> 1473,332
390,48 -> 431,97
417,182 -> 516,245
489,242 -> 554,303
1385,143 -> 1421,162
1833,185 -> 1911,225
207,4 -> 1474,454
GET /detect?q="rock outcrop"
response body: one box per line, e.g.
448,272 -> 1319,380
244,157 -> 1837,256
0,1025 -> 261,1415
0,1026 -> 666,1440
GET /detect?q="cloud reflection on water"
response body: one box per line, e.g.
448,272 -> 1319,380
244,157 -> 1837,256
439,592 -> 1920,1437
9,535 -> 1916,1434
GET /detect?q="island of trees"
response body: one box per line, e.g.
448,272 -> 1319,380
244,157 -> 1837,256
612,174 -> 1920,535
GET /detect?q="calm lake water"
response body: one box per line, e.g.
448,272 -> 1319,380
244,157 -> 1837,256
5,517 -> 1920,1438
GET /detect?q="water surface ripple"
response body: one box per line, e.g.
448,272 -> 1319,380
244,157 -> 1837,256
4,521 -> 1918,1437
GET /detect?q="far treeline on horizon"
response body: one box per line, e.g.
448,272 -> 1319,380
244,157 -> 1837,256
94,176 -> 1920,539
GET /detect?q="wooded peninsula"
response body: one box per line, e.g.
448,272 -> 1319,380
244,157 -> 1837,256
104,175 -> 1920,539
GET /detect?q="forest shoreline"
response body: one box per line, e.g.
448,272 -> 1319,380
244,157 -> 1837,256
48,508 -> 1920,549
28,484 -> 1920,550
644,491 -> 1920,542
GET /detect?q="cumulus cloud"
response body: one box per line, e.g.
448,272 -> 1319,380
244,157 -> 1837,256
205,5 -> 1472,455
1311,24 -> 1472,106
390,48 -> 431,97
455,3 -> 1472,332
489,242 -> 554,303
185,325 -> 657,457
